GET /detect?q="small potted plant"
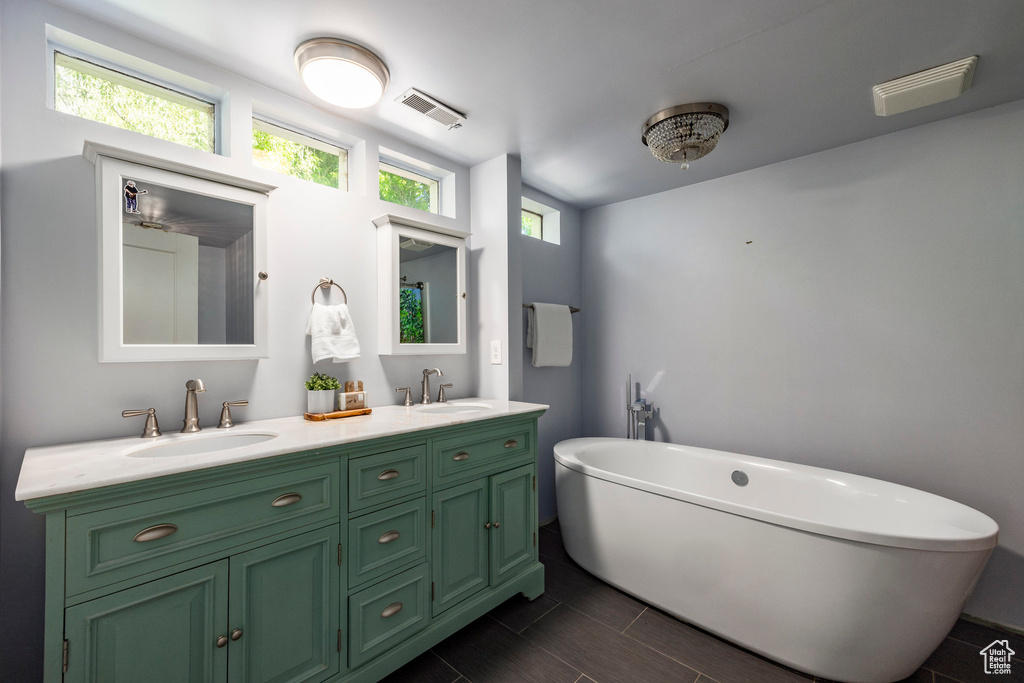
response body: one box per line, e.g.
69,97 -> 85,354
305,372 -> 341,414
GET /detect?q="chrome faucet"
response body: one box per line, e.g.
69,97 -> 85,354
182,379 -> 207,433
626,374 -> 653,440
421,368 -> 443,404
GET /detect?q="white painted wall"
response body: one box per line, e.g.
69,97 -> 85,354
469,154 -> 523,399
581,100 -> 1024,629
0,2 -> 475,679
521,185 -> 583,521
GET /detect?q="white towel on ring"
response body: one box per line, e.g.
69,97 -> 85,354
526,303 -> 573,367
307,303 -> 361,363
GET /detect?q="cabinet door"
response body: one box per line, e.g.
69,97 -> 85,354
489,465 -> 535,586
227,526 -> 340,683
64,561 -> 228,683
431,479 -> 488,615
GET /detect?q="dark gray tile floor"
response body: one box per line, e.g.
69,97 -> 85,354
382,521 -> 1022,683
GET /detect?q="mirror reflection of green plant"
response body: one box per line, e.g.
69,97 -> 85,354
399,288 -> 425,343
304,372 -> 341,391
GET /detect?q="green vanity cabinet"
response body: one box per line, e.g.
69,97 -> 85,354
431,464 -> 536,616
29,408 -> 546,683
63,525 -> 340,683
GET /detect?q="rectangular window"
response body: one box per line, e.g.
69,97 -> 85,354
379,161 -> 439,213
522,209 -> 543,239
252,119 -> 347,190
54,52 -> 215,153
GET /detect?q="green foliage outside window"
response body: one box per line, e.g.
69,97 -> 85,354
400,288 -> 425,343
54,53 -> 214,153
380,168 -> 432,211
522,210 -> 543,239
252,125 -> 342,189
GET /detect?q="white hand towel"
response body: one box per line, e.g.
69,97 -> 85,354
526,303 -> 573,367
307,303 -> 361,363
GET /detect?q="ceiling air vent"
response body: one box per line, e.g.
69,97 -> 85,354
396,88 -> 466,130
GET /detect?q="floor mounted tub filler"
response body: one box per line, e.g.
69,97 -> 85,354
553,438 -> 998,683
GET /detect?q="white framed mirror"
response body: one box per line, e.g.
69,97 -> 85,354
373,214 -> 467,355
89,143 -> 273,362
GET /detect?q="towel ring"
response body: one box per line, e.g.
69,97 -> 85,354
311,278 -> 347,305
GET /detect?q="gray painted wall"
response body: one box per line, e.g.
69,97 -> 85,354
198,244 -> 227,343
581,100 -> 1024,629
521,185 -> 583,521
0,2 -> 473,679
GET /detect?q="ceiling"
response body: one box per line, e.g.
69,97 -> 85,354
54,0 -> 1024,209
123,179 -> 252,248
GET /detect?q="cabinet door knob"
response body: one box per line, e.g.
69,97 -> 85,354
380,602 -> 403,618
132,523 -> 178,543
484,522 -> 491,529
452,451 -> 470,461
378,530 -> 401,544
230,629 -> 243,641
493,521 -> 500,528
216,635 -> 228,648
377,469 -> 400,481
504,439 -> 518,449
271,492 -> 302,507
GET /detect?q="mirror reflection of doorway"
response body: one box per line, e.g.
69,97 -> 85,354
122,224 -> 198,343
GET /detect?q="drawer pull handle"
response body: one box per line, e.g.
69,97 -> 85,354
216,635 -> 228,648
133,524 -> 178,543
504,439 -> 518,449
381,602 -> 403,618
378,530 -> 401,544
231,628 -> 243,641
271,492 -> 302,507
377,469 -> 400,481
452,451 -> 470,461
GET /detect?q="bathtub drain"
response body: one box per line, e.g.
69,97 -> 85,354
731,470 -> 749,487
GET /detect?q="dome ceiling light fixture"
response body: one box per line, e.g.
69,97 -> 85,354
294,37 -> 390,109
641,103 -> 729,170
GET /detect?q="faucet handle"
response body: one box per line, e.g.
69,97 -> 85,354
123,408 -> 162,438
395,387 -> 413,407
218,400 -> 248,429
437,383 -> 453,403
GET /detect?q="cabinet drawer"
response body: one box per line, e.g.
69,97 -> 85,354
348,498 -> 427,588
433,425 -> 532,486
348,563 -> 430,668
348,445 -> 426,512
66,461 -> 339,596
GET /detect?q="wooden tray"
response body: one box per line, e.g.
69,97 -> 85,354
304,408 -> 373,421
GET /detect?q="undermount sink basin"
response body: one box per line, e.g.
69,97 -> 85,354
126,432 -> 279,458
416,402 -> 491,415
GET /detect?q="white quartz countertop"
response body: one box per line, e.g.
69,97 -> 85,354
16,399 -> 548,501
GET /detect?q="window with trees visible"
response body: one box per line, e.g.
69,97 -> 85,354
522,209 -> 543,239
54,52 -> 216,153
251,119 -> 347,190
380,161 -> 439,213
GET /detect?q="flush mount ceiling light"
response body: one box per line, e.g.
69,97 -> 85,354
294,37 -> 390,108
642,103 -> 729,170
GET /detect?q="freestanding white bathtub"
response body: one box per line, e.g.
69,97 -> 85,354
554,438 -> 998,683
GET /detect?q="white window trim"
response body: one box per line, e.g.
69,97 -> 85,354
522,196 -> 561,245
47,37 -> 222,153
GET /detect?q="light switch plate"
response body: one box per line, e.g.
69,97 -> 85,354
490,339 -> 502,365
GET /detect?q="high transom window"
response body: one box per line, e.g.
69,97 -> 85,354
54,52 -> 216,153
379,161 -> 440,213
251,119 -> 347,190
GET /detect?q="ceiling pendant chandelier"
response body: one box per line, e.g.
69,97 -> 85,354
641,103 -> 729,170
294,38 -> 390,108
